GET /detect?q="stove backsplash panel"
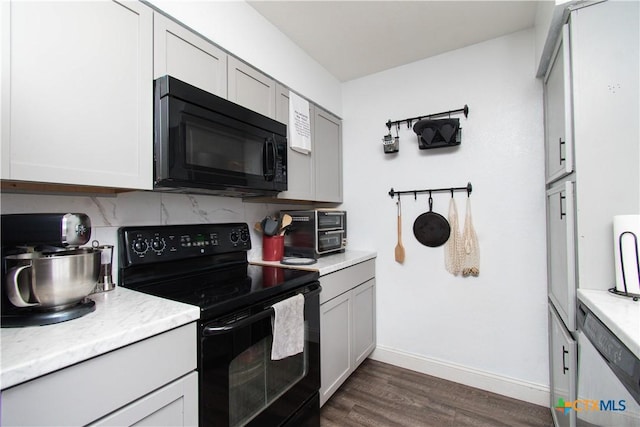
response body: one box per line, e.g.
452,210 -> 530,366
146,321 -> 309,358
1,191 -> 309,284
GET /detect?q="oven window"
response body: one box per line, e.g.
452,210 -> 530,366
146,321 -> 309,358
318,231 -> 344,252
317,213 -> 344,230
228,325 -> 309,427
184,116 -> 263,176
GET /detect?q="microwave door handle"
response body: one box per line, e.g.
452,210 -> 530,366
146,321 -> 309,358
263,136 -> 276,181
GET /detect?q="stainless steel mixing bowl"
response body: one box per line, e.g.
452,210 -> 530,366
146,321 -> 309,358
4,248 -> 100,309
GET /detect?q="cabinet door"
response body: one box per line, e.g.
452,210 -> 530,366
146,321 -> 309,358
275,84 -> 314,201
227,56 -> 276,118
4,1 -> 153,189
549,305 -> 576,427
547,180 -> 576,331
543,24 -> 574,184
153,12 -> 227,98
570,1 -> 640,291
352,279 -> 376,368
320,291 -> 352,407
90,372 -> 198,427
314,106 -> 343,203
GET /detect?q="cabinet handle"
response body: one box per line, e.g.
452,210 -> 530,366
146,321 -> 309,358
560,193 -> 566,220
562,346 -> 569,374
559,138 -> 566,163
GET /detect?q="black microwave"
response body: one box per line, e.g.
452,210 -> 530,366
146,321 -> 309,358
154,76 -> 287,197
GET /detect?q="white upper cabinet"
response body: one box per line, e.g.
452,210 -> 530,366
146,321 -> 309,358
227,56 -> 276,119
314,106 -> 343,203
153,12 -> 227,98
275,84 -> 315,201
546,180 -> 576,331
543,24 -> 574,185
2,1 -> 153,189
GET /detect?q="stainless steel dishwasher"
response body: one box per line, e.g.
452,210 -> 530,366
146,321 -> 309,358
576,301 -> 640,426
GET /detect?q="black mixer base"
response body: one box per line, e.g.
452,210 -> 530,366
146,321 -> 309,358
1,298 -> 96,328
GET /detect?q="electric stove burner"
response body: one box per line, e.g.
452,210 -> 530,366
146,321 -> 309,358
1,298 -> 96,328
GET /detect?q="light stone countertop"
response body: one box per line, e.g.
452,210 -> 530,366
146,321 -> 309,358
577,289 -> 640,359
1,287 -> 200,390
250,249 -> 377,276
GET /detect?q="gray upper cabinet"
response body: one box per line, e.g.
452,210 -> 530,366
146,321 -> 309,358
314,106 -> 343,203
227,56 -> 276,119
543,24 -> 574,185
544,0 -> 640,293
275,84 -> 315,201
2,0 -> 153,190
569,1 -> 639,290
153,12 -> 227,98
546,179 -> 576,331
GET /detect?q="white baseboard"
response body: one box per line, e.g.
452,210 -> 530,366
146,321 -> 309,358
370,346 -> 550,407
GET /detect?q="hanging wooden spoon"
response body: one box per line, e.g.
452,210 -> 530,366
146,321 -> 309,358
395,199 -> 405,263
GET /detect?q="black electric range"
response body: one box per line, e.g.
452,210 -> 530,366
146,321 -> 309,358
118,223 -> 319,319
118,222 -> 322,427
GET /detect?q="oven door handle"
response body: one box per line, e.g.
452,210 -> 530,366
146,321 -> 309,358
204,307 -> 275,336
203,284 -> 321,336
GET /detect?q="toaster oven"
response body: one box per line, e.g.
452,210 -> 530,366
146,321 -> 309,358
281,210 -> 347,258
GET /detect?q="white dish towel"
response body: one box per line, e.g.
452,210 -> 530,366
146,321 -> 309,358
271,293 -> 305,360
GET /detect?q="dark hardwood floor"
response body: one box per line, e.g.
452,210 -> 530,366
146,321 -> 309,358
320,359 -> 553,427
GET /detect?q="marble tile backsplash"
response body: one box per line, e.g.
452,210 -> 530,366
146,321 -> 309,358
1,191 -> 310,278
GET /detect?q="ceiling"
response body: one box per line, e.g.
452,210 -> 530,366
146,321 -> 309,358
248,1 -> 539,82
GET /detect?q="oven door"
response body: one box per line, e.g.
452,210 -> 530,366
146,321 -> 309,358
317,230 -> 345,254
200,282 -> 320,427
316,211 -> 345,230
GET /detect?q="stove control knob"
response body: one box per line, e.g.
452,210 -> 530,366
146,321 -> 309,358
230,231 -> 240,244
132,239 -> 148,255
151,237 -> 166,253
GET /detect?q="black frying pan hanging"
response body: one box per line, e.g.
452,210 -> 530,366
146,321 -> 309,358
413,194 -> 451,247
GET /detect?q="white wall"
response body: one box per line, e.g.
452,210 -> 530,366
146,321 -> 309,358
341,29 -> 549,404
147,0 -> 343,116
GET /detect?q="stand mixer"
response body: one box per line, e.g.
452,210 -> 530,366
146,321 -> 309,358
1,213 -> 110,327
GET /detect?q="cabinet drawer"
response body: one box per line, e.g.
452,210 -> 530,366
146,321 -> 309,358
90,371 -> 198,427
1,323 -> 197,426
320,259 -> 375,304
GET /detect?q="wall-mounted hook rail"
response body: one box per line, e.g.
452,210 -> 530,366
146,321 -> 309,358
385,105 -> 469,130
389,182 -> 473,199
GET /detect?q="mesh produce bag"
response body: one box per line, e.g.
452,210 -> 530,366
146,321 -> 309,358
444,197 -> 464,275
462,197 -> 480,277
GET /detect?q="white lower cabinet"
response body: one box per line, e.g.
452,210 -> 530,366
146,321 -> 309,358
320,289 -> 352,406
0,323 -> 198,427
91,372 -> 198,427
549,305 -> 576,427
319,260 -> 376,406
